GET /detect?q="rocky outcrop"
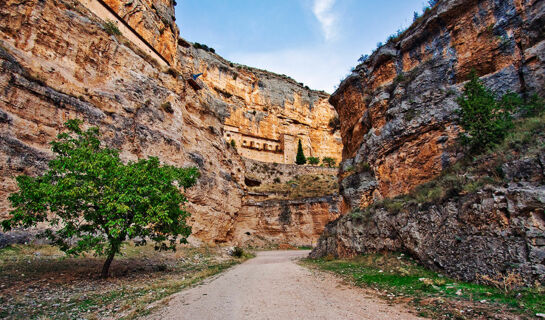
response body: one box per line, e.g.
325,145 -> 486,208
312,0 -> 545,284
331,0 -> 545,207
0,0 -> 341,246
0,0 -> 250,245
232,195 -> 340,247
228,158 -> 340,246
311,153 -> 545,284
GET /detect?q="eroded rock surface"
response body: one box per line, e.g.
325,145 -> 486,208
313,0 -> 545,284
0,0 -> 341,246
331,0 -> 545,205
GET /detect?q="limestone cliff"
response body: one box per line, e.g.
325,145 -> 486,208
0,0 -> 340,246
312,0 -> 545,284
331,0 -> 545,211
180,50 -> 342,165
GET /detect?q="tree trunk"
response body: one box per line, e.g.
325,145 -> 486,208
101,252 -> 115,278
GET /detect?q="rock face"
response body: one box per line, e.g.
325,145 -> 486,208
231,159 -> 340,247
0,0 -> 341,246
311,153 -> 545,284
331,0 -> 545,207
183,50 -> 343,165
312,0 -> 545,284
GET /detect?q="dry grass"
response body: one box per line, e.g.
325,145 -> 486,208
249,174 -> 338,200
0,243 -> 249,319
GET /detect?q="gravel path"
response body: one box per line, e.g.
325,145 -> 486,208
146,250 -> 424,320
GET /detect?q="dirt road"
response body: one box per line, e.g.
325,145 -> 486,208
146,250 -> 423,320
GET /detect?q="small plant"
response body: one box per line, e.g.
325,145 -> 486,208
328,115 -> 341,132
161,101 -> 174,113
478,271 -> 524,294
166,68 -> 180,78
307,157 -> 320,165
230,139 -> 236,148
358,54 -> 369,63
322,157 -> 336,167
231,247 -> 244,258
103,20 -> 121,36
296,140 -> 306,165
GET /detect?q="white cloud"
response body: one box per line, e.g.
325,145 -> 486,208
312,0 -> 338,41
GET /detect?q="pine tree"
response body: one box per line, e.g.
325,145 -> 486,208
295,139 -> 306,165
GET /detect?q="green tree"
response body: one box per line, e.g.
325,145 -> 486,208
1,120 -> 199,278
322,157 -> 336,167
295,139 -> 306,165
457,72 -> 515,153
307,157 -> 320,165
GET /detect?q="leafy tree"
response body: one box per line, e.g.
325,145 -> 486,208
307,157 -> 320,165
456,72 -> 515,153
1,120 -> 199,278
295,140 -> 306,165
322,157 -> 336,167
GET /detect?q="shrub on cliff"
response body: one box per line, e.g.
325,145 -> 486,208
322,157 -> 336,167
1,120 -> 199,278
296,140 -> 306,165
308,157 -> 320,165
457,72 -> 516,153
103,21 -> 121,36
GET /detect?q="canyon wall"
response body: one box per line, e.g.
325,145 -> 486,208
180,49 -> 343,165
0,0 -> 341,246
231,159 -> 340,247
312,0 -> 545,284
331,0 -> 545,212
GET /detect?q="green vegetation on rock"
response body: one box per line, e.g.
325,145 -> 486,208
304,253 -> 545,319
296,139 -> 306,165
1,120 -> 199,278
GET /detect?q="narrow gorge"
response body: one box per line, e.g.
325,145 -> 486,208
0,0 -> 544,317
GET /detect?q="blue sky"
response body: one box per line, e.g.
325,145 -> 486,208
176,0 -> 428,93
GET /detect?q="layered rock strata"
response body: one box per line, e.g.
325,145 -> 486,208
0,0 -> 341,246
331,0 -> 545,208
313,0 -> 545,284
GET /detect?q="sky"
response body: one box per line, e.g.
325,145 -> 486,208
176,0 -> 429,93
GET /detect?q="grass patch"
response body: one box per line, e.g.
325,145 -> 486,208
303,253 -> 545,319
103,20 -> 121,36
0,244 -> 250,319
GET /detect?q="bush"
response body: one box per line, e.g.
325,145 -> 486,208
358,54 -> 369,63
166,68 -> 180,78
322,157 -> 336,167
1,120 -> 199,278
103,21 -> 121,36
232,247 -> 244,258
456,72 -> 515,153
308,157 -> 320,165
328,116 -> 340,132
296,140 -> 306,165
230,139 -> 236,148
161,101 -> 174,113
